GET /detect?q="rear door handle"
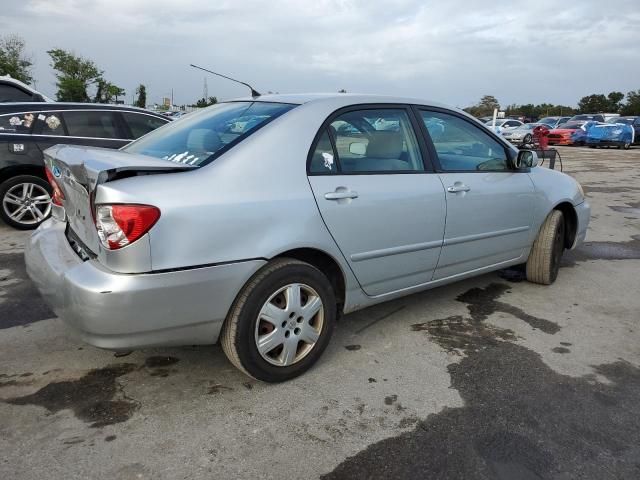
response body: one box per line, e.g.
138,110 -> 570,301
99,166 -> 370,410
447,184 -> 471,193
324,190 -> 358,200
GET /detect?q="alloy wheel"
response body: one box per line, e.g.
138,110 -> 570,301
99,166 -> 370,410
2,182 -> 52,226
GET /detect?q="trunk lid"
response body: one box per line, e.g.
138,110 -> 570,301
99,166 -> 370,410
43,144 -> 194,255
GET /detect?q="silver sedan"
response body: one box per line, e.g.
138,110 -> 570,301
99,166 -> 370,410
25,94 -> 590,382
501,122 -> 553,145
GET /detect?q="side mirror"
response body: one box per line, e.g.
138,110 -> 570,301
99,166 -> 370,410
515,150 -> 539,169
349,142 -> 366,155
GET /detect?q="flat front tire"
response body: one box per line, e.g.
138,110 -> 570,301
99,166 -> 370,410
526,210 -> 565,285
221,258 -> 336,382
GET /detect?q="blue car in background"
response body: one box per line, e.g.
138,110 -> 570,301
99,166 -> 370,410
585,119 -> 635,150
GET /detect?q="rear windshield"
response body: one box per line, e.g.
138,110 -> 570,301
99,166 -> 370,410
123,101 -> 295,166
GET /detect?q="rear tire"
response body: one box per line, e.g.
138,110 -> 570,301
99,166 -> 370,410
623,142 -> 631,150
526,210 -> 565,285
221,258 -> 336,382
0,175 -> 52,230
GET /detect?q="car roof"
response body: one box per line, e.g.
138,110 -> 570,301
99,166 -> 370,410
229,92 -> 453,109
0,102 -> 167,117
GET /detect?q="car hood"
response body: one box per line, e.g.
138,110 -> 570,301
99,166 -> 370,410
550,128 -> 578,134
503,128 -> 529,135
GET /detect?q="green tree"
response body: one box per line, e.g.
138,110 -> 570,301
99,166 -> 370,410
194,96 -> 218,108
607,91 -> 624,112
0,34 -> 33,84
464,95 -> 500,117
620,90 -> 640,116
48,48 -> 102,102
135,84 -> 146,108
92,79 -> 124,103
108,84 -> 125,103
577,94 -> 609,113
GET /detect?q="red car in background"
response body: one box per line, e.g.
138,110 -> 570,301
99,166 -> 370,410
547,121 -> 587,146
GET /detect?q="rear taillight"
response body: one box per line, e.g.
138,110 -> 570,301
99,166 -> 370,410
95,204 -> 160,250
45,168 -> 65,206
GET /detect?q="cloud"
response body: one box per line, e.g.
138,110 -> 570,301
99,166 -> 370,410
3,0 -> 640,108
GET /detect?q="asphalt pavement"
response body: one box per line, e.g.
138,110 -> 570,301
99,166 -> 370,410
1,146 -> 639,479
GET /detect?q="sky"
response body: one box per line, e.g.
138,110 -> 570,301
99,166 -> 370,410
2,0 -> 639,108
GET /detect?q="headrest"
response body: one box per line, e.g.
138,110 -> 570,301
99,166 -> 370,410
187,129 -> 222,152
366,131 -> 403,159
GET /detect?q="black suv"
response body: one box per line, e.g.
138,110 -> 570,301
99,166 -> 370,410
0,103 -> 169,229
0,76 -> 51,102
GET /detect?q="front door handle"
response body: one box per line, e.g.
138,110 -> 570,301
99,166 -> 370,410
447,184 -> 471,193
324,190 -> 359,200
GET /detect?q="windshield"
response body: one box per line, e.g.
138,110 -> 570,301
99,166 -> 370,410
556,121 -> 585,129
124,101 -> 295,166
485,119 -> 506,126
570,115 -> 601,121
538,117 -> 558,125
607,117 -> 633,125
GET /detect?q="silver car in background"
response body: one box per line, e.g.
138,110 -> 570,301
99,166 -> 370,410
25,94 -> 590,382
501,122 -> 553,145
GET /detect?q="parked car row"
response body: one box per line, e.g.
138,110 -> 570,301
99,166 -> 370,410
546,116 -> 639,149
493,113 -> 639,150
0,102 -> 169,229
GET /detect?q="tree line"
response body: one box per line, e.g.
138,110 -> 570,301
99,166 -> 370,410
465,90 -> 640,119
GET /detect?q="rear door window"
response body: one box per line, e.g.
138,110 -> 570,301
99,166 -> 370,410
121,112 -> 168,139
323,108 -> 424,173
0,112 -> 37,133
309,129 -> 338,174
62,111 -> 120,138
37,112 -> 66,136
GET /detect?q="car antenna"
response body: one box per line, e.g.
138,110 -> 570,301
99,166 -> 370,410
190,64 -> 261,98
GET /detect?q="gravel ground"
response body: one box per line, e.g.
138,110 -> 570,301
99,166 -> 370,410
1,145 -> 639,479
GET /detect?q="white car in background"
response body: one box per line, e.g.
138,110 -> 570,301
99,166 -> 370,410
485,118 -> 523,134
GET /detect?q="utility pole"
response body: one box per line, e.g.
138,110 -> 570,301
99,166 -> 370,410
171,88 -> 174,107
203,77 -> 208,101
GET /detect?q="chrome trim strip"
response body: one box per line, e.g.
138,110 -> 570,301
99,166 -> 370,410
0,132 -> 133,141
350,239 -> 443,262
0,108 -> 166,119
444,226 -> 529,246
